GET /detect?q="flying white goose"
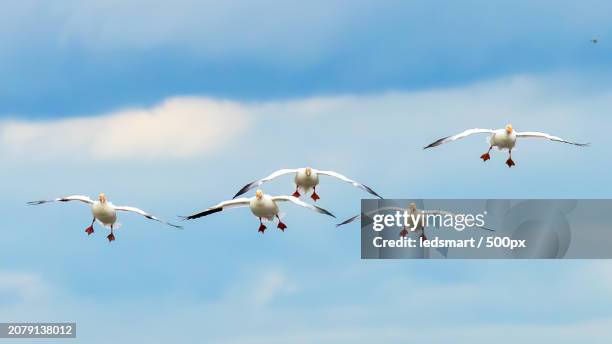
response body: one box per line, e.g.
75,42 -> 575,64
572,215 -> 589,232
182,190 -> 335,233
233,167 -> 382,201
424,124 -> 589,167
337,203 -> 494,239
28,193 -> 181,242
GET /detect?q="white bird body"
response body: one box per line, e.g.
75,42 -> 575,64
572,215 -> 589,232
294,168 -> 319,193
92,201 -> 117,226
249,194 -> 280,220
489,129 -> 517,150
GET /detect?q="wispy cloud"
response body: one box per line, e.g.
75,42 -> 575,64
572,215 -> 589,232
245,269 -> 297,308
0,97 -> 249,161
3,261 -> 612,344
0,271 -> 48,304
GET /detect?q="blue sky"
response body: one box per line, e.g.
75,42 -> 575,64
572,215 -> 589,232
1,1 -> 612,343
2,0 -> 612,117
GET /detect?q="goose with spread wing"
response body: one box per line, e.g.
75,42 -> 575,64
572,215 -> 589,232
233,167 -> 382,201
182,190 -> 335,233
424,124 -> 588,167
28,193 -> 181,242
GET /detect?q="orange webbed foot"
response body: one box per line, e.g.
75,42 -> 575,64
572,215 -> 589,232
311,192 -> 320,201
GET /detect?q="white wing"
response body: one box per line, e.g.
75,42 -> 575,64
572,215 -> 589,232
424,128 -> 496,149
516,131 -> 589,146
233,169 -> 299,199
114,205 -> 182,229
272,196 -> 335,218
27,195 -> 94,205
314,169 -> 382,199
181,198 -> 251,220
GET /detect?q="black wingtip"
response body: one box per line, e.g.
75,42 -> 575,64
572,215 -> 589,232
233,181 -> 256,199
336,214 -> 360,227
170,224 -> 184,229
179,207 -> 223,221
316,206 -> 336,218
423,136 -> 449,149
232,190 -> 243,199
361,184 -> 383,199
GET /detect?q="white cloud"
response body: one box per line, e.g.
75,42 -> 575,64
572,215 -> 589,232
0,271 -> 47,303
0,97 -> 249,161
248,269 -> 297,308
0,73 -> 605,166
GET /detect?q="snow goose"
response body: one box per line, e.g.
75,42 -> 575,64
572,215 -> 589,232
424,124 -> 588,167
28,193 -> 181,242
182,190 -> 335,233
233,167 -> 382,201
